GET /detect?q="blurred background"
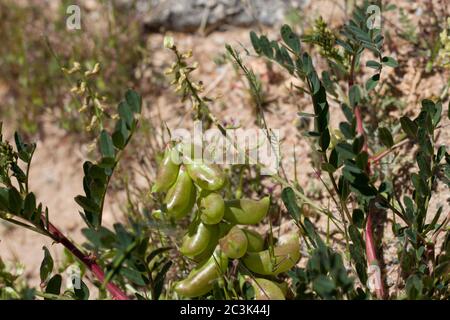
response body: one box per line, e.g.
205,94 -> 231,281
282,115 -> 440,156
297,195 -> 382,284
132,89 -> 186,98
0,0 -> 449,293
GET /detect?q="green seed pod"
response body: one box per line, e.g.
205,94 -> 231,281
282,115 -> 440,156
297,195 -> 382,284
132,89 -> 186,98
164,168 -> 196,219
275,281 -> 289,296
242,234 -> 300,275
223,197 -> 270,225
251,278 -> 286,300
193,222 -> 231,263
199,191 -> 225,225
185,162 -> 226,191
219,226 -> 248,259
180,222 -> 218,258
152,148 -> 180,193
242,229 -> 265,252
174,249 -> 228,298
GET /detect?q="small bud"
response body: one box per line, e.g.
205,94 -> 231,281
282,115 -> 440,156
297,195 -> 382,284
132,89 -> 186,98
178,73 -> 186,84
175,84 -> 183,92
164,36 -> 174,49
87,142 -> 96,153
183,50 -> 193,58
94,98 -> 104,112
64,62 -> 82,74
85,63 -> 100,77
75,81 -> 86,95
86,115 -> 97,132
78,104 -> 88,113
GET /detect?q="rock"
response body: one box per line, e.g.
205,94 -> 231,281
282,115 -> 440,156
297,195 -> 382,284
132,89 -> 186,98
132,0 -> 309,32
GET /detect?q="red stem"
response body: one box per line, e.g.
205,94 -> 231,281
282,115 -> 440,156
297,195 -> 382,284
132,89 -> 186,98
369,138 -> 409,165
350,55 -> 384,298
356,105 -> 384,298
354,107 -> 365,146
365,210 -> 385,299
364,211 -> 377,263
46,222 -> 129,300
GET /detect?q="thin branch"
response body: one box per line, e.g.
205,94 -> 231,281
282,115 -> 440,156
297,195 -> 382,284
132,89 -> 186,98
46,221 -> 129,300
348,47 -> 385,299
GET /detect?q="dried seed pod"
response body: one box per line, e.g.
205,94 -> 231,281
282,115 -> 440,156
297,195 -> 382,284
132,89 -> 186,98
164,168 -> 196,219
242,234 -> 300,275
174,249 -> 228,298
219,226 -> 248,259
223,197 -> 270,225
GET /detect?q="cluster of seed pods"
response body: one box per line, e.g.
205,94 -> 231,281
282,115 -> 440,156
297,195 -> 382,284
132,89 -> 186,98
153,145 -> 301,299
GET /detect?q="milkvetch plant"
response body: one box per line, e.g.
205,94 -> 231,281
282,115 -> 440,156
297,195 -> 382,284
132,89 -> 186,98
249,2 -> 450,299
155,1 -> 448,297
150,143 -> 300,299
0,90 -> 146,300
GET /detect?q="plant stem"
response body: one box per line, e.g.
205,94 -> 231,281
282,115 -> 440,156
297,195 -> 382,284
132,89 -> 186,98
349,49 -> 385,299
97,119 -> 138,228
102,240 -> 139,290
349,52 -> 367,152
271,174 -> 345,234
370,133 -> 408,164
24,145 -> 35,194
46,222 -> 129,300
365,208 -> 385,299
1,215 -> 51,237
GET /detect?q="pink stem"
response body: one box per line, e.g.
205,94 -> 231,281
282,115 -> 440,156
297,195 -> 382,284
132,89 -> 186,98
349,52 -> 385,298
365,211 -> 377,263
354,102 -> 384,298
46,222 -> 129,300
365,210 -> 385,299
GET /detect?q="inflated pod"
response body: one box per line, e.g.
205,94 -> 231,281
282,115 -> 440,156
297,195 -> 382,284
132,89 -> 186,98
185,162 -> 226,191
180,222 -> 218,258
199,191 -> 225,225
223,197 -> 270,225
193,223 -> 232,263
174,250 -> 228,298
275,281 -> 289,296
242,234 -> 300,275
242,229 -> 265,252
219,226 -> 248,259
152,148 -> 180,193
251,278 -> 286,300
164,168 -> 196,219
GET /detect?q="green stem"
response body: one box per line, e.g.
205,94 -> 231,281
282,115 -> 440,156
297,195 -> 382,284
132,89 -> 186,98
102,240 -> 139,289
1,215 -> 51,237
24,145 -> 35,194
97,119 -> 138,228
